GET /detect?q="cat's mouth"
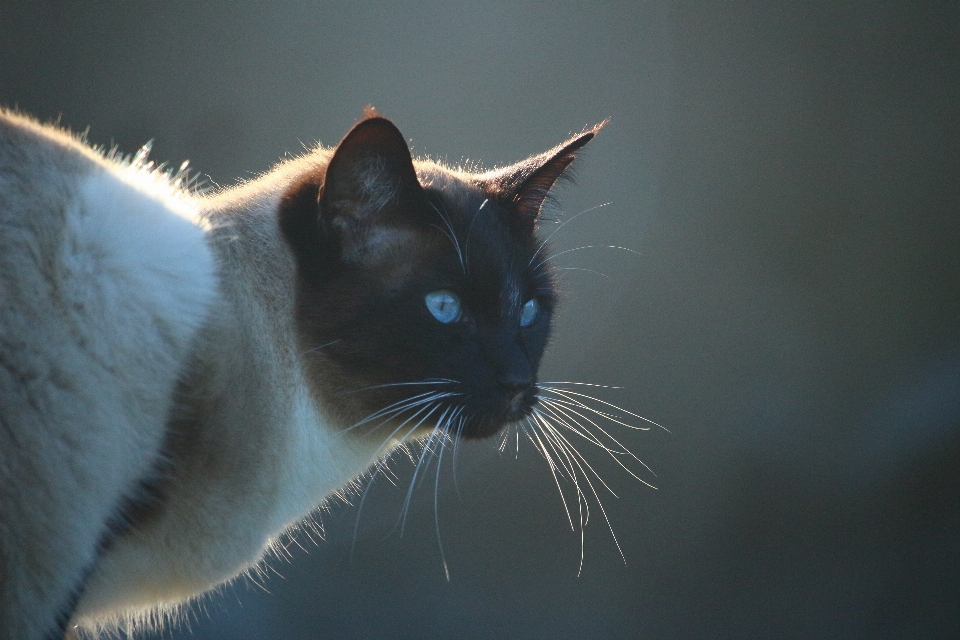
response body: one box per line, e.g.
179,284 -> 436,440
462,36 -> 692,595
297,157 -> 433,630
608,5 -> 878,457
504,389 -> 535,421
459,388 -> 537,439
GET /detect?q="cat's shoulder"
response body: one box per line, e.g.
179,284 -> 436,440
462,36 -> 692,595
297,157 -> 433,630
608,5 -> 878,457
0,106 -> 217,367
0,108 -> 103,180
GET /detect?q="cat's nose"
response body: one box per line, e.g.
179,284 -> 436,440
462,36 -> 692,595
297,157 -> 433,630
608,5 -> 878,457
500,376 -> 533,416
498,372 -> 533,395
497,343 -> 533,397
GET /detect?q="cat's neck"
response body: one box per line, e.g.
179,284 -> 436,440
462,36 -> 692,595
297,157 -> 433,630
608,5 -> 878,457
180,164 -> 391,527
76,159 -> 386,620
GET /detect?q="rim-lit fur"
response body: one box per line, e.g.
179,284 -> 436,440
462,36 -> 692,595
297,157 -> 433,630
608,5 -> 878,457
0,109 -> 598,637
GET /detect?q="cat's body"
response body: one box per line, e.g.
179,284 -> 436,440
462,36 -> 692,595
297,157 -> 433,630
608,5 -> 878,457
0,108 -> 600,638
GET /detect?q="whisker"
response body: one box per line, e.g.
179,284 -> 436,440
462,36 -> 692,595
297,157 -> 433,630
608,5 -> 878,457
399,404 -> 460,534
537,385 -> 668,431
537,396 -> 659,476
537,399 -> 658,486
522,419 -> 576,532
538,394 -> 651,442
353,400 -> 451,556
430,201 -> 465,274
301,339 -> 341,356
529,413 -> 591,572
533,415 -> 627,567
463,198 -> 487,277
434,428 -> 451,581
337,379 -> 458,396
536,398 -> 631,454
380,404 -> 448,536
538,390 -> 640,424
345,372 -> 660,578
495,427 -> 511,452
351,458 -> 388,560
530,411 -> 580,487
451,414 -> 468,500
529,202 -> 611,267
538,382 -> 624,389
371,400 -> 448,453
539,400 -> 656,482
344,391 -> 459,433
533,245 -> 641,271
547,266 -> 612,279
538,388 -> 661,472
536,412 -> 617,497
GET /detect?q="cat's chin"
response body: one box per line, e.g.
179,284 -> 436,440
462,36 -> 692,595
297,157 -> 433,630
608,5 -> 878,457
458,400 -> 537,440
458,418 -> 510,440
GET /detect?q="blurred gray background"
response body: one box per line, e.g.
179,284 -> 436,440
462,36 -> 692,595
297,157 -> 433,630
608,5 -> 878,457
2,1 -> 959,638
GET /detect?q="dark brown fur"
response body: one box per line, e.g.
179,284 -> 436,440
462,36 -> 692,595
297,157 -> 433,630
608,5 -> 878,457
279,115 -> 602,439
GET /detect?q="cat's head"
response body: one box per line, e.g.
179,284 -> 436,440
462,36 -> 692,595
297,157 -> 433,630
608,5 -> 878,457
279,113 -> 601,443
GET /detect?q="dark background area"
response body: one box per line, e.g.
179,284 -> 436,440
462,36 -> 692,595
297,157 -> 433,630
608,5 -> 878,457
3,2 -> 959,638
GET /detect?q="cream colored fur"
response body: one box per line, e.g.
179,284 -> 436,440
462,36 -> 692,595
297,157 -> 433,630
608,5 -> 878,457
0,111 -> 404,637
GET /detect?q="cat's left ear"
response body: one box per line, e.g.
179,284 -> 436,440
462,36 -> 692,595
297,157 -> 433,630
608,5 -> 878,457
480,120 -> 607,235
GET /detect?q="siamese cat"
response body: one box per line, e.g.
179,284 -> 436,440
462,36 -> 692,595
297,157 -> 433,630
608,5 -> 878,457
0,107 -> 616,638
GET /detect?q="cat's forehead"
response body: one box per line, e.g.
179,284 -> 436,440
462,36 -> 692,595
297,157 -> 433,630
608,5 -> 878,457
342,159 -> 541,313
422,204 -> 531,313
414,162 -> 486,208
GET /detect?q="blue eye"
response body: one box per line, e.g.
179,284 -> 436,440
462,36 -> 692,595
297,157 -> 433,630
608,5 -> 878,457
425,290 -> 462,323
520,298 -> 539,327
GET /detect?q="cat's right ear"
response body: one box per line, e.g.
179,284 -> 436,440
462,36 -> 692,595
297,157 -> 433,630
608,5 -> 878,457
479,121 -> 606,236
279,116 -> 425,274
319,116 -> 424,236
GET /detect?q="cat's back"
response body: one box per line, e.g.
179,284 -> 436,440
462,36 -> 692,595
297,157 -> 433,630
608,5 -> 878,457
0,110 -> 216,639
0,110 -> 216,422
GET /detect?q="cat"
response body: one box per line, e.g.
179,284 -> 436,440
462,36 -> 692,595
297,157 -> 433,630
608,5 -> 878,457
0,106 -> 605,639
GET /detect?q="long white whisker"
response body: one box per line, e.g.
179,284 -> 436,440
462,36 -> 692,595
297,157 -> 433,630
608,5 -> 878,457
301,339 -> 342,356
538,399 -> 657,487
372,400 -> 448,455
352,399 -> 451,556
537,395 -> 659,478
538,395 -> 651,450
430,202 -> 465,274
539,392 -> 645,429
441,411 -> 468,501
534,415 -> 626,566
529,202 -> 611,266
548,266 -> 612,279
536,412 -> 618,497
538,382 -> 624,388
495,427 -> 511,452
338,379 -> 458,395
539,402 -> 654,481
522,420 -> 575,531
399,406 -> 454,534
463,198 -> 487,277
350,458 -> 388,559
538,386 -> 668,431
531,410 -> 589,492
536,398 -> 631,454
434,429 -> 451,581
450,415 -> 467,500
381,403 -> 449,540
345,391 -> 459,433
533,245 -> 641,271
344,390 -> 447,430
530,413 -> 590,572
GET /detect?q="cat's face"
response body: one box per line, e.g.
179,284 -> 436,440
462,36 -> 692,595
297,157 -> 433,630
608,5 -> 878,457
280,114 -> 599,442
